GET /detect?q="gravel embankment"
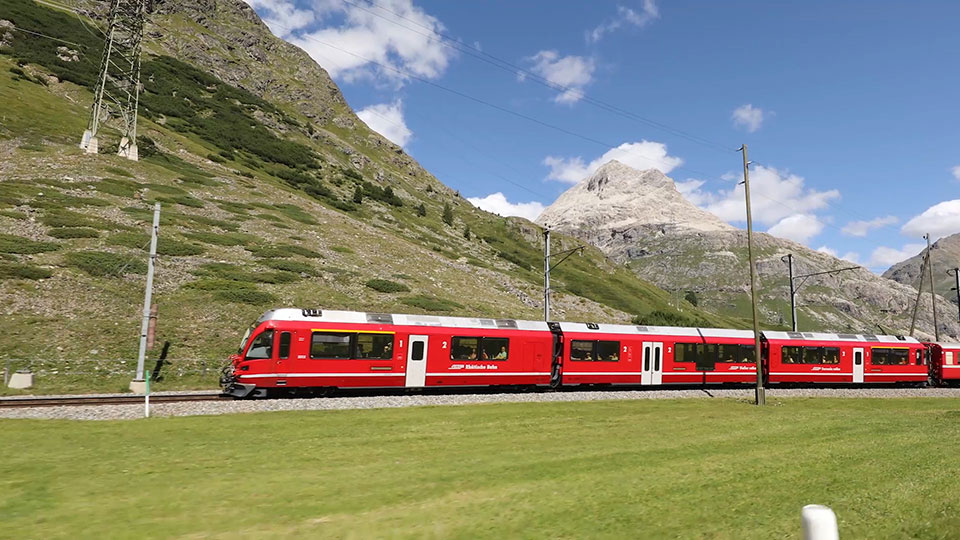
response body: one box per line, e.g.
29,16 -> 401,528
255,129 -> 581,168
2,387 -> 959,421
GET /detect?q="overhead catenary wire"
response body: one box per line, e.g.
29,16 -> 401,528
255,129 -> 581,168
338,0 -> 736,154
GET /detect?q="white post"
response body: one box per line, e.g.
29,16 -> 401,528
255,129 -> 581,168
144,369 -> 150,418
802,505 -> 839,540
131,203 -> 160,393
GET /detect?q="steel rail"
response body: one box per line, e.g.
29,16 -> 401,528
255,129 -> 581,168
0,393 -> 229,408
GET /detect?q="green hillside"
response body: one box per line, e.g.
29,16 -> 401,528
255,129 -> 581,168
0,0 -> 746,376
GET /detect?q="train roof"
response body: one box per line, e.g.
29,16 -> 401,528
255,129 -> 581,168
261,308 -> 551,332
761,331 -> 921,344
556,322 -> 752,339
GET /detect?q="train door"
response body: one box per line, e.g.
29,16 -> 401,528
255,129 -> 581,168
853,347 -> 864,383
641,342 -> 664,385
405,334 -> 428,387
275,330 -> 292,375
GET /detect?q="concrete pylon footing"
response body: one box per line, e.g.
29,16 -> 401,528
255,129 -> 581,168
8,372 -> 33,389
129,380 -> 146,394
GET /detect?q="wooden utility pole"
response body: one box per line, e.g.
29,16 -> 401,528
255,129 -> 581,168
782,254 -> 797,331
739,145 -> 765,406
925,234 -> 939,341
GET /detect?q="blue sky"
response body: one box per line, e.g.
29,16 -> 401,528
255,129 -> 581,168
244,0 -> 960,272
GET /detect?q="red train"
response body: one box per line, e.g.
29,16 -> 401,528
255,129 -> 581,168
221,308 -> 960,398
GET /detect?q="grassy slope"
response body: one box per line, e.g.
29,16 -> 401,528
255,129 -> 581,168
0,1 -> 744,379
1,398 -> 958,538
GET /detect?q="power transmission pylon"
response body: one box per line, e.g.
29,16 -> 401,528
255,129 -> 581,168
79,0 -> 146,161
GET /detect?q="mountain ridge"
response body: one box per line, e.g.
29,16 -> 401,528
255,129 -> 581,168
537,160 -> 960,340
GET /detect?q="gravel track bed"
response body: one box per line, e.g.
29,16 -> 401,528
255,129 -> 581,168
2,387 -> 959,421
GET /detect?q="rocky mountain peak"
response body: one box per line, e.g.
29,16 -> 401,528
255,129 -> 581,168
536,160 -> 734,236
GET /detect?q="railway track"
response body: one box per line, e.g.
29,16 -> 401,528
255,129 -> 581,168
0,393 -> 230,408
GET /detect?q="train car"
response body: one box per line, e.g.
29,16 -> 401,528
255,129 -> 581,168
556,323 -> 759,386
222,308 -> 555,397
763,331 -> 927,385
929,342 -> 960,385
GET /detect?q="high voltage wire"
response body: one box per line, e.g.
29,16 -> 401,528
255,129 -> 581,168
20,1 -> 905,242
262,19 -> 719,180
339,0 -> 736,154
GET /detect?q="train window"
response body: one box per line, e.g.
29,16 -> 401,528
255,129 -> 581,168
717,344 -> 739,363
452,337 -> 480,360
451,336 -> 509,361
310,332 -> 352,359
674,343 -> 698,363
411,341 -> 424,361
915,350 -> 923,366
739,345 -> 755,364
571,340 -> 594,361
697,344 -> 717,371
278,332 -> 291,360
802,347 -> 822,364
245,330 -> 274,359
781,346 -> 803,364
822,347 -> 840,364
597,341 -> 620,362
483,338 -> 509,360
872,348 -> 909,365
946,352 -> 955,365
570,340 -> 619,361
355,333 -> 394,359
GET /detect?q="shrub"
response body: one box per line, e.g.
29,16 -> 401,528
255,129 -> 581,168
41,210 -> 113,229
0,234 -> 59,254
352,186 -> 363,204
272,204 -> 318,225
0,263 -> 53,280
182,231 -> 254,247
207,153 -> 226,163
442,202 -> 454,226
264,260 -> 317,275
48,227 -> 99,239
65,251 -> 146,276
143,183 -> 188,196
401,295 -> 462,312
96,178 -> 141,198
496,250 -> 533,271
185,278 -> 255,291
632,310 -> 708,328
416,203 -> 426,217
213,288 -> 277,305
287,246 -> 324,259
105,166 -> 134,178
330,246 -> 353,254
365,279 -> 410,293
255,271 -> 300,284
108,233 -> 205,256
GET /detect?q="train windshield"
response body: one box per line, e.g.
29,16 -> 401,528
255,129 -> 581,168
237,324 -> 257,355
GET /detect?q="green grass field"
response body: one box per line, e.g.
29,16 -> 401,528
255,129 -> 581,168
2,398 -> 959,538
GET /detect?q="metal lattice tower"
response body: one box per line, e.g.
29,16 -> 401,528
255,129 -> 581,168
79,0 -> 146,161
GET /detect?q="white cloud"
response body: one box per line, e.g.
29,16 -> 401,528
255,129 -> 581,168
543,140 -> 683,183
732,104 -> 765,133
524,50 -> 595,104
467,192 -> 545,222
901,199 -> 960,239
869,243 -> 926,268
952,165 -> 960,181
588,1 -> 660,42
767,214 -> 824,244
356,100 -> 413,147
272,0 -> 454,83
245,0 -> 317,35
679,165 -> 840,226
841,215 -> 899,237
816,246 -> 861,265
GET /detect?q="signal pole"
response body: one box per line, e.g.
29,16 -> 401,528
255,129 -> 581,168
739,144 -> 765,406
949,268 -> 960,324
80,0 -> 146,160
